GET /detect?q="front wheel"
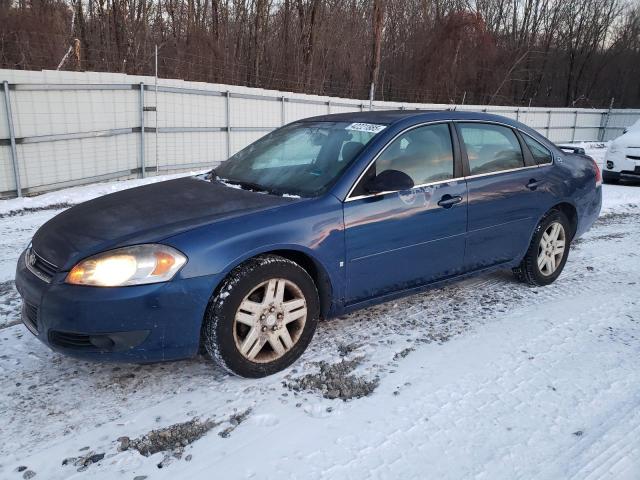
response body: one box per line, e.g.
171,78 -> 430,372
202,255 -> 320,378
513,209 -> 571,286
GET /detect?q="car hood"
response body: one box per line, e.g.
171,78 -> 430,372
620,130 -> 640,148
32,177 -> 300,269
613,129 -> 640,148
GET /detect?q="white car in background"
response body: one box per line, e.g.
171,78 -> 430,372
603,119 -> 640,184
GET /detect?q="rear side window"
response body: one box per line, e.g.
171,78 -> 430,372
522,134 -> 553,165
373,123 -> 455,185
458,123 -> 525,175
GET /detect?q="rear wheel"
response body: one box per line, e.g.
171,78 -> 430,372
513,209 -> 571,286
202,255 -> 319,378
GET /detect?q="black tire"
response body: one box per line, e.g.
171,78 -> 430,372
513,209 -> 571,286
202,254 -> 320,378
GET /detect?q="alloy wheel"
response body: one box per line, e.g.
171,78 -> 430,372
232,278 -> 307,363
537,221 -> 566,276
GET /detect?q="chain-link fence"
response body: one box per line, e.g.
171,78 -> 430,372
2,69 -> 639,198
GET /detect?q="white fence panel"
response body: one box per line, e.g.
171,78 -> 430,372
1,68 -> 640,198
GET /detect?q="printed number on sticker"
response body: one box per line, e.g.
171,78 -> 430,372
346,123 -> 387,134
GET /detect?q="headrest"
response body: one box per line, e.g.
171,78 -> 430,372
341,141 -> 365,162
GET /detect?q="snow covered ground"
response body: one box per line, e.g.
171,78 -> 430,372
1,156 -> 640,479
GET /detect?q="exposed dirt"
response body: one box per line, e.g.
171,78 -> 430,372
218,408 -> 253,438
0,203 -> 74,219
592,210 -> 640,227
285,357 -> 380,400
61,451 -> 105,472
118,418 -> 220,457
393,347 -> 415,360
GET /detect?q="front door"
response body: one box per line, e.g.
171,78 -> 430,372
343,123 -> 467,304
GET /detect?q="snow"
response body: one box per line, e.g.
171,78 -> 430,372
572,141 -> 609,169
214,177 -> 243,190
1,172 -> 640,479
0,171 -> 206,216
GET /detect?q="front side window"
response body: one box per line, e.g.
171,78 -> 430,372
356,123 -> 454,194
458,123 -> 525,175
522,134 -> 553,165
214,121 -> 382,196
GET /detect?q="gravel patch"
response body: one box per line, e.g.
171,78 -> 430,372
218,408 -> 253,438
393,347 -> 415,360
285,358 -> 379,400
118,418 -> 219,457
0,203 -> 74,219
61,451 -> 105,472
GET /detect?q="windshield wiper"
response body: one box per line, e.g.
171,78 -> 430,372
215,176 -> 273,194
214,175 -> 305,197
234,181 -> 273,194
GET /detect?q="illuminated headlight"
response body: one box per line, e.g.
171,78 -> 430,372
66,244 -> 187,287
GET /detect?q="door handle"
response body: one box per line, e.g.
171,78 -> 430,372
437,194 -> 463,208
526,179 -> 543,190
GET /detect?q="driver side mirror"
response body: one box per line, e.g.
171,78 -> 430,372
364,169 -> 414,194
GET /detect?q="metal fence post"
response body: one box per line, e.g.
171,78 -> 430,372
599,112 -> 608,142
3,81 -> 21,197
139,82 -> 145,178
225,91 -> 231,160
571,110 -> 578,142
327,100 -> 331,114
281,96 -> 286,126
599,98 -> 614,142
546,110 -> 552,139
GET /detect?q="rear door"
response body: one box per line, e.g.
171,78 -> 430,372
456,122 -> 545,270
343,122 -> 467,304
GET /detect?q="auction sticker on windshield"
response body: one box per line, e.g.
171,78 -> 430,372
346,123 -> 387,134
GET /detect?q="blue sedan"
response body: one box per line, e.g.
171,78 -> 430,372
15,111 -> 602,377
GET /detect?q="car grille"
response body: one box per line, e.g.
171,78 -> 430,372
26,249 -> 59,283
22,302 -> 39,336
627,155 -> 640,161
49,331 -> 96,350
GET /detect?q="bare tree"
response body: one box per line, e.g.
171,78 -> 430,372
1,0 -> 639,107
368,0 -> 384,107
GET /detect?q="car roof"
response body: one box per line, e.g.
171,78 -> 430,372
300,109 -> 523,129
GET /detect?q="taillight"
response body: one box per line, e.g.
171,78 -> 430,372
593,158 -> 602,187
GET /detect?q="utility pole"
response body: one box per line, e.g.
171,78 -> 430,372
368,0 -> 384,111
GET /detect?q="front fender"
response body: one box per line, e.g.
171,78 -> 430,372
161,195 -> 346,314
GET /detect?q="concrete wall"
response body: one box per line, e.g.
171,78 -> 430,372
1,69 -> 639,197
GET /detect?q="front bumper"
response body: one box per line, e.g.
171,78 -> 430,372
14,250 -> 220,362
604,149 -> 640,179
603,169 -> 640,182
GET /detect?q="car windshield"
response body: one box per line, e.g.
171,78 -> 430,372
213,121 -> 385,196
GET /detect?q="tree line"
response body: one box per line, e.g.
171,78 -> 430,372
1,0 -> 639,107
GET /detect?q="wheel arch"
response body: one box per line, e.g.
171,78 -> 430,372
213,246 -> 335,321
550,201 -> 578,240
269,249 -> 334,320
